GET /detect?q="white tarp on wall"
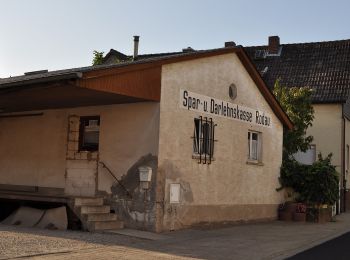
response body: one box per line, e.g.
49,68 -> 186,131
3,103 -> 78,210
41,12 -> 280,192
2,206 -> 67,230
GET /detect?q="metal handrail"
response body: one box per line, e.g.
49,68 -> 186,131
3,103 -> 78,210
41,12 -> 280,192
99,161 -> 132,199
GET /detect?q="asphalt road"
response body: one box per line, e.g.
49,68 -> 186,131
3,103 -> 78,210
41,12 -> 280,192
287,232 -> 350,260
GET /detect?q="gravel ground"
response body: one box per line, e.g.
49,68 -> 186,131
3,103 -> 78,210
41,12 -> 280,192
0,224 -> 143,259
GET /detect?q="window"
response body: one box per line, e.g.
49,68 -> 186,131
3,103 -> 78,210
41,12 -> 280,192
248,131 -> 262,162
79,116 -> 100,151
193,116 -> 215,163
293,145 -> 316,165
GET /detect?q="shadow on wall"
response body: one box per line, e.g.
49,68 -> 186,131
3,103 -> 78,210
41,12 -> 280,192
111,153 -> 158,231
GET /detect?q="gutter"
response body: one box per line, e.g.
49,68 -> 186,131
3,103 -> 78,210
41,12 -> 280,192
0,72 -> 82,90
342,105 -> 347,212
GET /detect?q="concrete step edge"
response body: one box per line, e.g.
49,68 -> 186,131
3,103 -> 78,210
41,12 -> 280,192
86,213 -> 118,221
74,197 -> 104,206
88,220 -> 124,231
80,205 -> 110,214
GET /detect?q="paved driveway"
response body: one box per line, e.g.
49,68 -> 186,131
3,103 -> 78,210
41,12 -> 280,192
2,213 -> 350,260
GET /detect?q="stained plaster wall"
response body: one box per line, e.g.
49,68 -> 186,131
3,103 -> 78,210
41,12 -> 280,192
0,111 -> 67,188
157,53 -> 284,231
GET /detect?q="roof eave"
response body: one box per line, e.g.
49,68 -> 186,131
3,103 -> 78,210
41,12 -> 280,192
312,99 -> 347,104
0,72 -> 82,90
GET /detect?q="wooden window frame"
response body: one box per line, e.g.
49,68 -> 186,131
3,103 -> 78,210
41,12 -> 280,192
79,116 -> 100,152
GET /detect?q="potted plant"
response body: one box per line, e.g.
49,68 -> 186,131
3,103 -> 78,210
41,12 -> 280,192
306,204 -> 332,223
278,202 -> 296,221
293,203 -> 306,221
279,153 -> 339,224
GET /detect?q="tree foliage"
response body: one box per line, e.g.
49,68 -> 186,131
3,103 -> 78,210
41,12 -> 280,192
92,50 -> 104,66
273,79 -> 314,157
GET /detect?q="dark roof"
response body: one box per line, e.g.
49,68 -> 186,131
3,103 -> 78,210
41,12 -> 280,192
102,48 -> 185,65
245,39 -> 350,103
0,50 -> 197,89
102,49 -> 129,64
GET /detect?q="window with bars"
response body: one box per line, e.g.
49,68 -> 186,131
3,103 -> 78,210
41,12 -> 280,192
193,116 -> 216,164
79,116 -> 100,151
248,131 -> 262,162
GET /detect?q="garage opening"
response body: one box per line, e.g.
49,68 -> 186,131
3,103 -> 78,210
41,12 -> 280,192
0,199 -> 82,230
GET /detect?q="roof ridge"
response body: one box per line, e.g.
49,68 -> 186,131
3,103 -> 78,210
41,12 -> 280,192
246,38 -> 350,48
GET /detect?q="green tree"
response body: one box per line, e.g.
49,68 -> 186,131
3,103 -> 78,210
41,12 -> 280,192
92,50 -> 104,65
273,79 -> 314,158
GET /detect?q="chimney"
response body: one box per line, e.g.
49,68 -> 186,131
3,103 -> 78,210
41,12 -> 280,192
224,41 -> 236,48
133,35 -> 140,60
268,36 -> 280,54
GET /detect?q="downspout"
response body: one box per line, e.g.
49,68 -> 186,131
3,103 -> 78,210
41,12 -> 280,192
342,105 -> 346,212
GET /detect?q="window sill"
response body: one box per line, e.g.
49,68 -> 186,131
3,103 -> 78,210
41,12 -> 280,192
192,154 -> 215,161
246,160 -> 264,166
75,151 -> 99,160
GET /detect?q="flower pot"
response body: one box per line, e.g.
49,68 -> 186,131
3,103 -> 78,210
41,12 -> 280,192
306,207 -> 332,223
317,208 -> 332,223
279,211 -> 293,221
285,202 -> 297,213
293,212 -> 306,222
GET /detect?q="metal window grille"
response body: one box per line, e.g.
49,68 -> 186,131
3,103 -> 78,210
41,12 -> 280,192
193,116 -> 216,164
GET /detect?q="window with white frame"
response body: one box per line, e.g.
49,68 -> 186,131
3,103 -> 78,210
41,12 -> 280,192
293,145 -> 316,165
248,131 -> 262,161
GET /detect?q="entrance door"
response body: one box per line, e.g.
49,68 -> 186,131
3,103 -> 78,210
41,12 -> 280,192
64,115 -> 99,197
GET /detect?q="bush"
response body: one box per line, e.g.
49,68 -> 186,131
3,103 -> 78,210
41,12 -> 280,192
279,153 -> 339,205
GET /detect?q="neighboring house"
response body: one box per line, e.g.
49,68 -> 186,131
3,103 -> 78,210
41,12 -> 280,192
245,36 -> 350,213
0,46 -> 292,232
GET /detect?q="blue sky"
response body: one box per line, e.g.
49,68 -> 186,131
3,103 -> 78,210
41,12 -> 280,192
0,0 -> 349,77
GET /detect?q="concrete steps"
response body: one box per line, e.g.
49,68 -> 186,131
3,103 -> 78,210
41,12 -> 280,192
75,197 -> 103,206
87,220 -> 124,231
72,197 -> 123,232
80,205 -> 110,214
86,213 -> 117,222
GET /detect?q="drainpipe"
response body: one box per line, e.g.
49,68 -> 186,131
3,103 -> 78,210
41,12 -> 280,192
342,105 -> 346,212
133,36 -> 140,61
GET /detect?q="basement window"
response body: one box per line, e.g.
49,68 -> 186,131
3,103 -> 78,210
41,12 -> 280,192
79,116 -> 100,151
193,116 -> 216,164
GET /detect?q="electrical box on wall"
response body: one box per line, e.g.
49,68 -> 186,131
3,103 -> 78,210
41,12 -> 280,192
170,183 -> 180,203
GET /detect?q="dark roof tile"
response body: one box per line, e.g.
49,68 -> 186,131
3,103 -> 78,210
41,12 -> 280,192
245,39 -> 350,103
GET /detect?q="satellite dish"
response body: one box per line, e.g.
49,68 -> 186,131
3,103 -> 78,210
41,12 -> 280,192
229,84 -> 237,100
